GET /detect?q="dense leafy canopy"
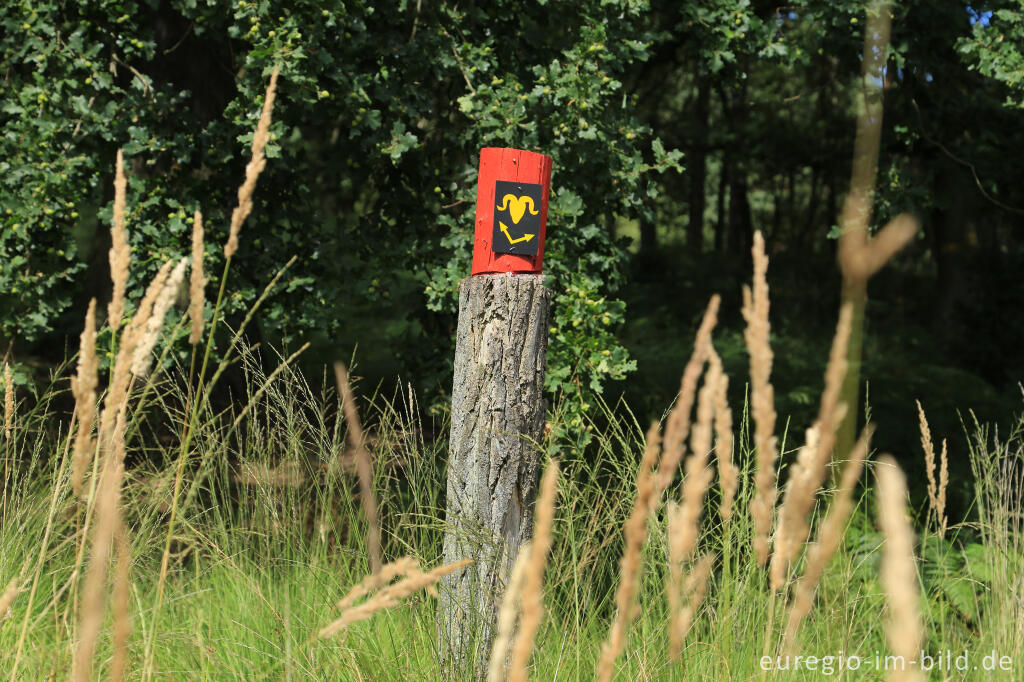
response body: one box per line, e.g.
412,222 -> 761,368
2,1 -> 1023,462
1,0 -> 684,411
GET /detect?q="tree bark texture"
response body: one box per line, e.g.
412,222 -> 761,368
438,273 -> 550,679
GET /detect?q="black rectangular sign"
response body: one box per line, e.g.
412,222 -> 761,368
492,180 -> 542,256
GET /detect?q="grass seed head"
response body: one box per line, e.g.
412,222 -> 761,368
189,209 -> 205,345
108,149 -> 130,331
876,455 -> 926,682
225,67 -> 279,259
70,299 -> 99,497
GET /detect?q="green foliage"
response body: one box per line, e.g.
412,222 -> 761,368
1,0 -> 679,413
959,2 -> 1024,107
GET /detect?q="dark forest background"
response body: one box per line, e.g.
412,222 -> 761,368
3,0 -> 1023,513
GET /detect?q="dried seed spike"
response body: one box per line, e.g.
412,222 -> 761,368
334,363 -> 381,574
937,439 -> 948,537
3,362 -> 13,443
317,558 -> 472,639
110,522 -> 132,682
673,356 -> 720,566
675,553 -> 713,647
743,231 -> 778,567
876,456 -> 926,682
225,66 -> 280,259
509,460 -> 560,682
189,209 -> 205,345
334,557 -> 418,612
915,400 -> 948,537
664,501 -> 685,658
488,544 -> 530,682
130,258 -> 188,377
0,578 -> 20,625
710,350 -> 738,521
771,302 -> 853,590
70,300 -> 99,497
596,422 -> 661,682
655,295 -> 720,498
783,427 -> 873,652
108,149 -> 130,331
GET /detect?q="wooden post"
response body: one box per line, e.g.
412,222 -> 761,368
439,148 -> 552,678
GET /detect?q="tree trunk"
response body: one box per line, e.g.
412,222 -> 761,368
640,219 -> 657,252
438,273 -> 550,679
715,152 -> 729,253
728,172 -> 753,259
687,77 -> 709,253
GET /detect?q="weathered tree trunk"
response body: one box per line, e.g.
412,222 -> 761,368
438,273 -> 550,679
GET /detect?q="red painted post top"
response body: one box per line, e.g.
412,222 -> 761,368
471,147 -> 553,276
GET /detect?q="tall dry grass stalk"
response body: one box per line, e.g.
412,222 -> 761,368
76,248 -> 186,680
110,524 -> 132,681
743,231 -> 778,567
144,70 -> 282,681
673,355 -> 720,563
131,258 -> 188,376
334,557 -> 419,612
711,351 -> 738,521
224,66 -> 279,259
189,210 -> 205,345
0,577 -> 20,625
876,455 -> 926,682
674,553 -> 713,652
599,297 -> 719,680
108,148 -> 130,331
667,503 -> 715,660
665,500 -> 685,659
334,362 -> 382,574
916,400 -> 948,537
101,260 -> 173,440
666,350 -> 723,657
782,427 -> 873,653
770,302 -> 853,592
596,422 -> 661,682
70,300 -> 99,498
318,558 -> 473,639
74,409 -> 128,682
654,296 -> 720,497
508,460 -> 560,682
488,545 -> 530,682
2,360 -> 11,511
3,361 -> 12,442
666,353 -> 720,658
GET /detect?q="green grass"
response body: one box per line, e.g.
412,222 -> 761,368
1,342 -> 1022,679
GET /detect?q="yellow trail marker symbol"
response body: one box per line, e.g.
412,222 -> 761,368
499,222 -> 535,244
496,194 -> 539,224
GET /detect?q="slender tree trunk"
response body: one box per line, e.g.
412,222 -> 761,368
931,161 -> 969,346
804,165 -> 821,237
835,2 -> 895,464
728,172 -> 753,259
772,176 -> 783,240
439,274 -> 550,679
716,153 -> 730,253
687,77 -> 709,253
640,219 -> 657,252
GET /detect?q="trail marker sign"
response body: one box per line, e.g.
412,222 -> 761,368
493,181 -> 542,255
471,147 -> 552,275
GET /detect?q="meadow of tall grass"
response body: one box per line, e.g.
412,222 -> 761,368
1,68 -> 1022,681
